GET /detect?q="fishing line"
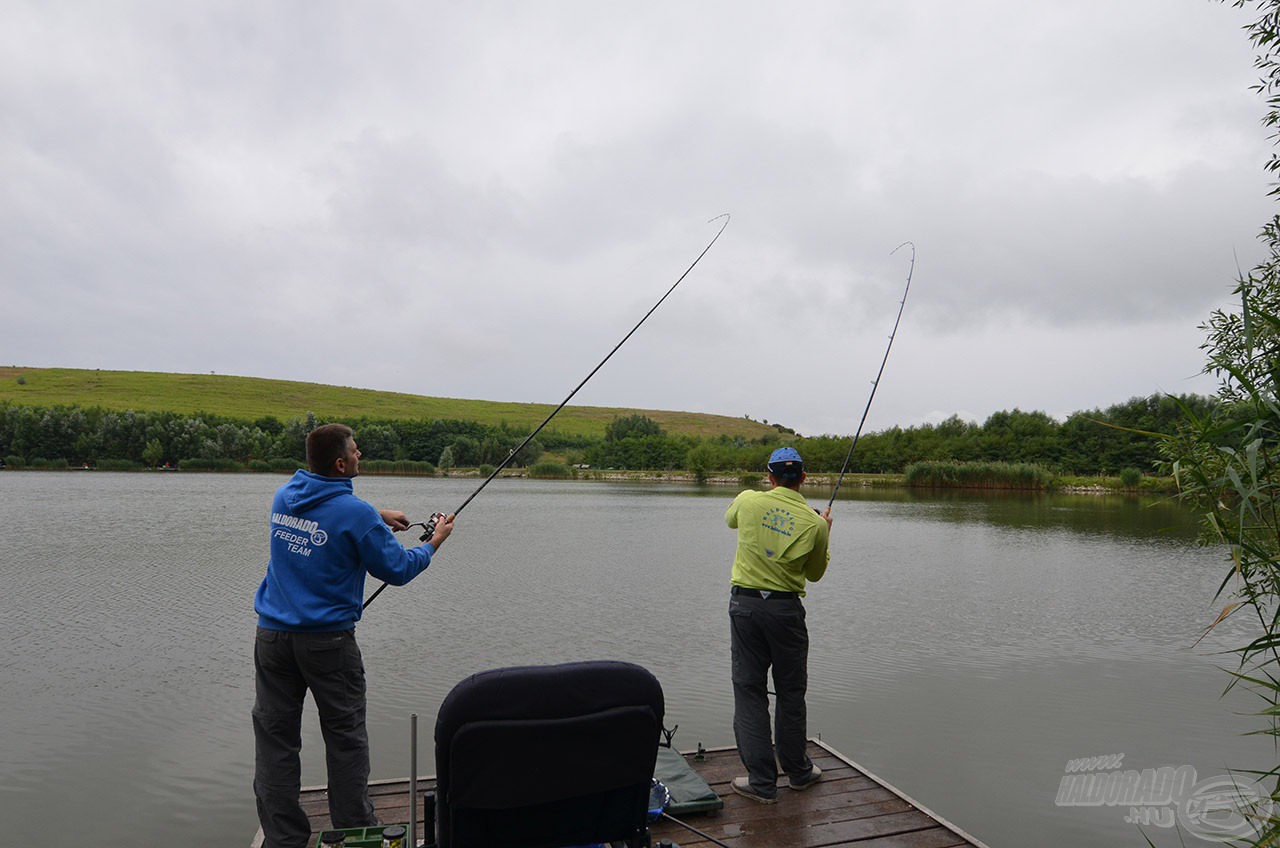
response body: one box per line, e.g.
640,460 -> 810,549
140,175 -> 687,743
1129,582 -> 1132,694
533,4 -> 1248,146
826,241 -> 914,510
363,214 -> 731,610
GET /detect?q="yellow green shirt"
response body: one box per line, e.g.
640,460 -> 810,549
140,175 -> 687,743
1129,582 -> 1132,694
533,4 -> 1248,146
726,485 -> 830,595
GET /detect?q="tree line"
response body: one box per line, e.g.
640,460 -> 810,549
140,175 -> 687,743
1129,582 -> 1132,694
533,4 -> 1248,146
0,405 -> 567,471
0,393 -> 1216,476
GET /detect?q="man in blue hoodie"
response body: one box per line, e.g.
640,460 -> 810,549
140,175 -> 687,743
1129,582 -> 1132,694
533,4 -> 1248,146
253,423 -> 455,848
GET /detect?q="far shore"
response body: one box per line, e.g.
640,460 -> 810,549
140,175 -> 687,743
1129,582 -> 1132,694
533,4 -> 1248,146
0,464 -> 1173,495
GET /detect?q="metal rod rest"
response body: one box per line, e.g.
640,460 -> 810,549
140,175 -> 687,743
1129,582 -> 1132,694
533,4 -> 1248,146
409,713 -> 418,848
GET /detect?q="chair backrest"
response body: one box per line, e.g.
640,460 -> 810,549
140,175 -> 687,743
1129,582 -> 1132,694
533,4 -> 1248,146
434,660 -> 665,848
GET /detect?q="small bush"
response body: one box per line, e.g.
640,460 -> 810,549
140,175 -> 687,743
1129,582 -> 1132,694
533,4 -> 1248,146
529,461 -> 573,478
98,459 -> 144,471
269,458 -> 305,472
4,455 -> 25,468
477,464 -> 496,478
30,457 -> 69,469
738,472 -> 763,487
178,458 -> 243,471
248,460 -> 272,472
1119,468 -> 1143,488
15,375 -> 26,385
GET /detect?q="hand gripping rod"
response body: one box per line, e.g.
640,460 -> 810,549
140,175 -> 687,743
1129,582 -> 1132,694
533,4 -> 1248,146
363,214 -> 731,610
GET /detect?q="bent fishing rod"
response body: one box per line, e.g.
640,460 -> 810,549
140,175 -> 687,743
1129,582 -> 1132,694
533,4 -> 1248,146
826,241 -> 914,510
363,214 -> 731,610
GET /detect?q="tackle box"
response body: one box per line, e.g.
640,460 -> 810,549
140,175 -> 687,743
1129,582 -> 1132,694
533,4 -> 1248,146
314,824 -> 410,848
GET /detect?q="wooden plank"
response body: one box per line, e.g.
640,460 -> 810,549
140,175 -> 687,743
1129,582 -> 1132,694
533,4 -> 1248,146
654,806 -> 940,847
657,793 -> 889,833
267,739 -> 984,848
683,750 -> 853,787
812,740 -> 988,848
662,824 -> 968,848
651,796 -> 917,844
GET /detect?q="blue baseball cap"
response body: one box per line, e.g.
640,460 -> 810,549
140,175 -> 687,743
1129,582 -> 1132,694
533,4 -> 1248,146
768,447 -> 804,478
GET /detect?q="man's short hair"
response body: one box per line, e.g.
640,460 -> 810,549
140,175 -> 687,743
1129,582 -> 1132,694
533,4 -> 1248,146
307,423 -> 353,476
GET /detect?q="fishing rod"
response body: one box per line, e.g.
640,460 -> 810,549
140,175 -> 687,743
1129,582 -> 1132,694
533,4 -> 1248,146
363,214 -> 732,610
661,812 -> 735,848
826,241 -> 914,510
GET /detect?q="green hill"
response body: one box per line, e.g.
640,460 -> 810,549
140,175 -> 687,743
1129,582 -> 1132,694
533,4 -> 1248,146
0,367 -> 781,440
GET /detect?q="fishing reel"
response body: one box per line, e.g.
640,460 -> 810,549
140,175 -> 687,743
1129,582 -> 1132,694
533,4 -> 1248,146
406,513 -> 448,543
420,512 -> 447,543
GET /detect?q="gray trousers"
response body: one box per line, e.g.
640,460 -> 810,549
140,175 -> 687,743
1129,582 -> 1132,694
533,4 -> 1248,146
253,627 -> 377,848
729,593 -> 814,798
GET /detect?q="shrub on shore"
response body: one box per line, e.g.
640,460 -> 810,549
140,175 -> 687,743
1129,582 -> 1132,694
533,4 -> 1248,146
905,460 -> 1054,490
529,461 -> 573,478
361,459 -> 436,476
98,458 -> 144,471
178,458 -> 243,471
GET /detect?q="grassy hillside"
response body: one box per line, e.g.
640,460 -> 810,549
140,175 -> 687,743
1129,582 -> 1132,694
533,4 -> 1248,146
0,367 -> 781,440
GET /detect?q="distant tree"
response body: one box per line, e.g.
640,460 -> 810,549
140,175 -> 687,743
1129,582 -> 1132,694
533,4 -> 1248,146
685,442 -> 718,482
356,424 -> 399,460
605,414 -> 663,441
142,439 -> 164,467
511,437 -> 543,467
253,415 -> 285,436
272,412 -> 319,461
479,437 -> 506,467
448,435 -> 481,466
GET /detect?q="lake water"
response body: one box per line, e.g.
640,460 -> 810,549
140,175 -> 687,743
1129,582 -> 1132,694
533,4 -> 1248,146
0,472 -> 1268,846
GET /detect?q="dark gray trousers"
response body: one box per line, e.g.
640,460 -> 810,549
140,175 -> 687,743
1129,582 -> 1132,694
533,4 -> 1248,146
729,593 -> 814,798
253,627 -> 376,848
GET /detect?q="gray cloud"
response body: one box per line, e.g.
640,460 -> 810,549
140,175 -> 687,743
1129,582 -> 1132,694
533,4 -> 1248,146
1,1 -> 1272,434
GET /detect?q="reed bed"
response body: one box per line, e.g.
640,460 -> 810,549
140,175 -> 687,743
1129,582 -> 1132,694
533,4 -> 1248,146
360,459 -> 437,476
905,460 -> 1054,490
528,461 -> 573,478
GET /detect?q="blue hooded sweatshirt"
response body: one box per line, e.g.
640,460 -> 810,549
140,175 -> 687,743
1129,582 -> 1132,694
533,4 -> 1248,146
255,470 -> 436,632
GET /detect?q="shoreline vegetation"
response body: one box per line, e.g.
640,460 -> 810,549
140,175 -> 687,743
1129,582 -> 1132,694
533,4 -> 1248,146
0,458 -> 1175,495
0,368 -> 1200,496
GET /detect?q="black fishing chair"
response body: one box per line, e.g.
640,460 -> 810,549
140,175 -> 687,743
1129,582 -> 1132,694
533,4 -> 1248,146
434,660 -> 665,848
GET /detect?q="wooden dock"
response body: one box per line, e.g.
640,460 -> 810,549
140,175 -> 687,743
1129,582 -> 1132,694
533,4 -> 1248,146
259,738 -> 987,848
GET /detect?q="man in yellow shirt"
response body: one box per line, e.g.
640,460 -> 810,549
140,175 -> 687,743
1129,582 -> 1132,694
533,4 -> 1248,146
725,447 -> 832,803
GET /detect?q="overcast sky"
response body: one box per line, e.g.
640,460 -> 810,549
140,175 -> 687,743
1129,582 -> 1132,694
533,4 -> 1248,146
3,1 -> 1275,436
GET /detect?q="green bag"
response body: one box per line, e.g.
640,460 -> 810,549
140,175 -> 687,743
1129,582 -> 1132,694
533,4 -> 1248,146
653,747 -> 723,815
